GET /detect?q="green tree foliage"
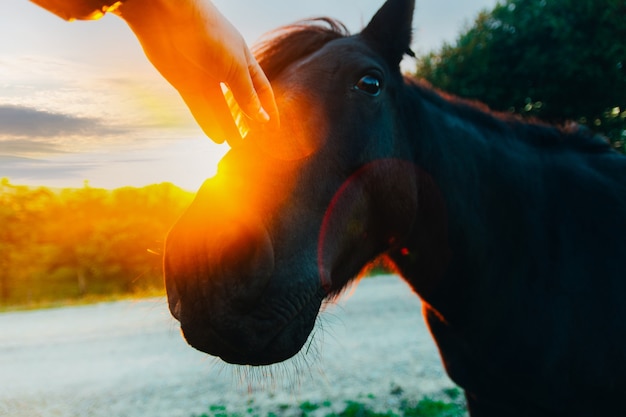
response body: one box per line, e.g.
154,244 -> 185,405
0,179 -> 194,307
415,0 -> 626,151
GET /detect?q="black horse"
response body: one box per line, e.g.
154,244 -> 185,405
164,1 -> 626,415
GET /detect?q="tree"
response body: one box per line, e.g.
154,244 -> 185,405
415,0 -> 626,151
0,179 -> 194,307
0,179 -> 56,305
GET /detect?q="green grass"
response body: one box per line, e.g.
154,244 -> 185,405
402,398 -> 464,417
193,389 -> 467,417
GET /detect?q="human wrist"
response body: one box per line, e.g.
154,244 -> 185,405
115,0 -> 223,32
112,0 -> 172,24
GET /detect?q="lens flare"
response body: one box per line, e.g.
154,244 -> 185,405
317,159 -> 420,294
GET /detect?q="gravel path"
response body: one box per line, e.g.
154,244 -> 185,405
0,275 -> 460,417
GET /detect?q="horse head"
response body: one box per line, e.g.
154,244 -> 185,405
163,0 -> 420,365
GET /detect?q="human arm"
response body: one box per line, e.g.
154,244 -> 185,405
29,0 -> 123,21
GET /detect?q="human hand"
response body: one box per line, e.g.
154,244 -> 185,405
115,0 -> 278,145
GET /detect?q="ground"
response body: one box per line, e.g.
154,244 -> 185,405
0,275 -> 459,417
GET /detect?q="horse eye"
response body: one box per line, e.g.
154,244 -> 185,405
354,74 -> 382,96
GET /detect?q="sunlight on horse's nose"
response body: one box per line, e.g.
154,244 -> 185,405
196,176 -> 266,240
200,152 -> 298,230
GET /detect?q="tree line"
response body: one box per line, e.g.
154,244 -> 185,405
0,179 -> 194,307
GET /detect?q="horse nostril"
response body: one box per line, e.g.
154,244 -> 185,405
215,223 -> 274,308
168,294 -> 182,321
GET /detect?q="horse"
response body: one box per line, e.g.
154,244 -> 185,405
163,0 -> 626,415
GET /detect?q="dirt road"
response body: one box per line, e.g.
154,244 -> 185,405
0,275 -> 457,417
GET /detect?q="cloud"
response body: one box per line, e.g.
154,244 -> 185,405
0,139 -> 66,155
0,104 -> 127,139
0,155 -> 89,182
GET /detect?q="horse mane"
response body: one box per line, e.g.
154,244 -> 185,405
253,18 -> 350,82
405,77 -> 610,153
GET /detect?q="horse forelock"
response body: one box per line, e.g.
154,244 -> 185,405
252,18 -> 350,81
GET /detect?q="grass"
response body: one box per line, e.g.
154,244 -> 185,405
193,389 -> 466,417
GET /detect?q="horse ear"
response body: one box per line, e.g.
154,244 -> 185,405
361,0 -> 415,68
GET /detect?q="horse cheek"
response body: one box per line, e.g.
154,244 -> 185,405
365,159 -> 419,246
317,159 -> 419,291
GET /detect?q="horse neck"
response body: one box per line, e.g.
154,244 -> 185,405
397,83 -> 550,317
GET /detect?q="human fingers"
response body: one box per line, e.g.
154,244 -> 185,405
180,83 -> 243,147
226,50 -> 278,127
249,58 -> 280,130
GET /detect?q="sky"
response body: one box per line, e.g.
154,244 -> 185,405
1,0 -> 499,191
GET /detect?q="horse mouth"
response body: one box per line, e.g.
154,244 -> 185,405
171,282 -> 326,366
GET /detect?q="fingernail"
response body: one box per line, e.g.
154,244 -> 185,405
258,107 -> 270,123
